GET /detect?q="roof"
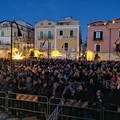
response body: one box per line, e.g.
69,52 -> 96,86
0,20 -> 33,29
35,19 -> 55,24
0,20 -> 11,24
89,20 -> 105,25
109,17 -> 120,21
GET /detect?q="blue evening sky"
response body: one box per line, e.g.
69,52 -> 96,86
0,0 -> 120,40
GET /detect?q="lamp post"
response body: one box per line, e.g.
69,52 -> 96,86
42,38 -> 50,59
48,39 -> 50,59
109,28 -> 111,60
106,21 -> 111,60
10,21 -> 22,68
62,43 -> 68,60
65,49 -> 68,60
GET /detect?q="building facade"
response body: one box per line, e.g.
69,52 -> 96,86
0,20 -> 11,58
35,20 -> 55,58
0,20 -> 34,58
35,17 -> 80,59
15,21 -> 34,53
87,18 -> 120,61
55,17 -> 80,59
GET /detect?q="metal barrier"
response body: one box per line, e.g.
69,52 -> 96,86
0,91 -> 6,109
103,109 -> 120,120
103,104 -> 120,120
47,104 -> 61,120
7,92 -> 48,120
49,98 -> 103,120
0,91 -> 120,120
49,98 -> 61,115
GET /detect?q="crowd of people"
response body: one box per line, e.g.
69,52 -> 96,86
0,58 -> 120,110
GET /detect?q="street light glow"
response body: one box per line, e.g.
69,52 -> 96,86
13,51 -> 24,60
51,50 -> 64,57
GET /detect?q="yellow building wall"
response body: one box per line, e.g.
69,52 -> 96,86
56,39 -> 76,50
57,29 -> 77,37
56,28 -> 78,52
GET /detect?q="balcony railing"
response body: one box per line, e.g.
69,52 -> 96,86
57,35 -> 76,39
0,42 -> 10,45
38,35 -> 54,40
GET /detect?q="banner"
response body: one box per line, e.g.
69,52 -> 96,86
16,94 -> 38,102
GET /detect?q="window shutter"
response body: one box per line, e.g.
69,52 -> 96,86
100,31 -> 103,40
94,32 -> 96,40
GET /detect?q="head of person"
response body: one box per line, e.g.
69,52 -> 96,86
110,82 -> 117,90
89,79 -> 94,85
77,84 -> 84,91
96,89 -> 101,97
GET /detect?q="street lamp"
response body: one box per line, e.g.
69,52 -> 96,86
48,38 -> 50,59
42,34 -> 53,59
62,43 -> 68,60
10,21 -> 22,67
65,49 -> 68,60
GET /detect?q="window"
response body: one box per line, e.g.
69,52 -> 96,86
64,43 -> 68,51
48,23 -> 51,25
60,23 -> 63,25
48,42 -> 52,50
40,42 -> 44,49
14,32 -> 16,37
28,31 -> 30,39
40,31 -> 44,39
40,23 -> 43,26
17,43 -> 19,49
59,30 -> 63,36
48,31 -> 52,38
1,31 -> 4,36
96,44 -> 100,52
94,31 -> 103,40
24,46 -> 26,51
70,30 -> 74,37
3,23 -> 7,27
14,42 -> 16,48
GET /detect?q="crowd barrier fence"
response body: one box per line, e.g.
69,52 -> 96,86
49,98 -> 102,120
0,91 -> 120,120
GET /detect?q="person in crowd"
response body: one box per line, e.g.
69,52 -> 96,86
86,79 -> 97,101
107,82 -> 120,107
74,84 -> 87,102
38,81 -> 50,98
0,58 -> 120,110
91,89 -> 104,108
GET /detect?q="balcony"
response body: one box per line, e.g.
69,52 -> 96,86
0,42 -> 10,45
38,35 -> 54,40
57,35 -> 76,39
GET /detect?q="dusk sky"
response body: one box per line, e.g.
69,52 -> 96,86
0,0 -> 120,40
